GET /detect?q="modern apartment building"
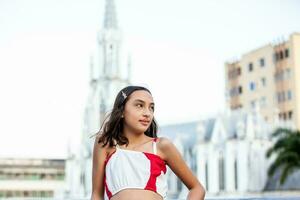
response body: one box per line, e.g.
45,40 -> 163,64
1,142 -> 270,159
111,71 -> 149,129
0,158 -> 65,198
225,33 -> 300,129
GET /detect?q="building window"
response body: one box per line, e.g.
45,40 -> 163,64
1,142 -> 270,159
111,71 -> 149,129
287,90 -> 292,100
288,111 -> 293,119
24,191 -> 29,197
249,82 -> 256,91
248,62 -> 253,72
285,49 -> 289,58
275,71 -> 280,82
285,68 -> 291,79
280,51 -> 284,59
283,112 -> 287,120
237,67 -> 241,76
278,91 -> 286,103
7,191 -> 13,197
238,86 -> 243,94
260,58 -> 265,67
275,69 -> 291,82
230,86 -> 243,97
277,92 -> 281,103
228,68 -> 241,79
260,96 -> 267,107
228,67 -> 242,79
261,77 -> 266,87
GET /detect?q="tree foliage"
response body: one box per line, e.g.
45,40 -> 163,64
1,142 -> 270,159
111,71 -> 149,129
266,128 -> 300,184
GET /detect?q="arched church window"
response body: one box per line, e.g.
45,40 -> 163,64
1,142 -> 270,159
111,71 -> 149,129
205,162 -> 209,191
234,159 -> 238,190
219,154 -> 225,191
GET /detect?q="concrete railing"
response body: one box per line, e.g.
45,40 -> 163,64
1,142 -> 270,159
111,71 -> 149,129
1,197 -> 300,200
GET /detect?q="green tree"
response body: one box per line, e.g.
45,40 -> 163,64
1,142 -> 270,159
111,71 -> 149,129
266,128 -> 300,185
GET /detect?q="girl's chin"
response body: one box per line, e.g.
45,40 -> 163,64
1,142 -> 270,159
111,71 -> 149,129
125,123 -> 149,134
137,127 -> 149,133
134,126 -> 149,133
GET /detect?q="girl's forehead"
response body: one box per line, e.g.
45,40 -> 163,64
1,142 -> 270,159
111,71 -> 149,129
129,90 -> 154,102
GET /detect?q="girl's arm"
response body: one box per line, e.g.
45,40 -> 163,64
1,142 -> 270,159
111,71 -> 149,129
158,137 -> 206,200
91,136 -> 107,200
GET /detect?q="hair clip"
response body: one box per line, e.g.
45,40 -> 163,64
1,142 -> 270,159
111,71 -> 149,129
121,91 -> 127,99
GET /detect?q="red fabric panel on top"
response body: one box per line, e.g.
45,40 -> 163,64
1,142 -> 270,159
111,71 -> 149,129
104,173 -> 112,199
143,152 -> 167,192
104,150 -> 116,199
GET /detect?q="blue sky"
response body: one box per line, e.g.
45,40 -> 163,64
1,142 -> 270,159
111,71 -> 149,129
0,0 -> 299,158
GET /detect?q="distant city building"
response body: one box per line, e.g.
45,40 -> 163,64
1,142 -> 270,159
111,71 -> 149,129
65,0 -> 131,198
0,158 -> 65,198
160,109 -> 295,198
225,33 -> 300,130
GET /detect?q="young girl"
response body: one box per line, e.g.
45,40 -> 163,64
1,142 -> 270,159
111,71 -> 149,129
91,86 -> 205,200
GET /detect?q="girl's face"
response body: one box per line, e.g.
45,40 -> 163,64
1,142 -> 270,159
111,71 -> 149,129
122,90 -> 155,134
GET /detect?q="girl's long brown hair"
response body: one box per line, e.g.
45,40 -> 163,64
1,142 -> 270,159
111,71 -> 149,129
97,86 -> 158,147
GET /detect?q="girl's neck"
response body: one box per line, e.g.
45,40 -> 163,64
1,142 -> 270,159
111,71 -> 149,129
123,129 -> 147,145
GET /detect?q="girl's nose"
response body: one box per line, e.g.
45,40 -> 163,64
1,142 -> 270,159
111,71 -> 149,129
143,108 -> 151,116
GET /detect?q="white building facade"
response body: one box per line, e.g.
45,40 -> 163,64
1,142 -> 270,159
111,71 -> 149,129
160,109 -> 295,199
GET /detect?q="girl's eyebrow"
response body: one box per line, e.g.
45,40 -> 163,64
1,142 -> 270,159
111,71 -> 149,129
133,99 -> 155,105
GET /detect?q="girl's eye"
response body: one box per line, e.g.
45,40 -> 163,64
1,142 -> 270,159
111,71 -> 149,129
135,104 -> 154,112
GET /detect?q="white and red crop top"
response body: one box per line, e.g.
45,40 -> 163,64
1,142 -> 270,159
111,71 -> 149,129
103,138 -> 168,200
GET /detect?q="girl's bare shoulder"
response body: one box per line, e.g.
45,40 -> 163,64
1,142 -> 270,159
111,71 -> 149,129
156,137 -> 174,160
156,137 -> 172,148
94,135 -> 115,157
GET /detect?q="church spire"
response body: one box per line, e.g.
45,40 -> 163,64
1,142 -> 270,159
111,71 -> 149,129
104,0 -> 118,29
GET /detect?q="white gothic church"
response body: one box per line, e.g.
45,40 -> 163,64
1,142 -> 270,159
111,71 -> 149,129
159,108 -> 295,199
65,0 -> 131,198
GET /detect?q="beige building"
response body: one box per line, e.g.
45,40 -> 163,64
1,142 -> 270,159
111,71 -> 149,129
225,33 -> 300,129
0,158 -> 65,198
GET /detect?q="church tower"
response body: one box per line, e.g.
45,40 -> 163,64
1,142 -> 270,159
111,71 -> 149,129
97,0 -> 130,124
66,0 -> 131,197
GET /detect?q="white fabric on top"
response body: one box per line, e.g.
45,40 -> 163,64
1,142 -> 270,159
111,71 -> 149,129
105,149 -> 151,195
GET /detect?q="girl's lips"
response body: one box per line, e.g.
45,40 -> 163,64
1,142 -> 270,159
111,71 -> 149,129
139,120 -> 150,126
